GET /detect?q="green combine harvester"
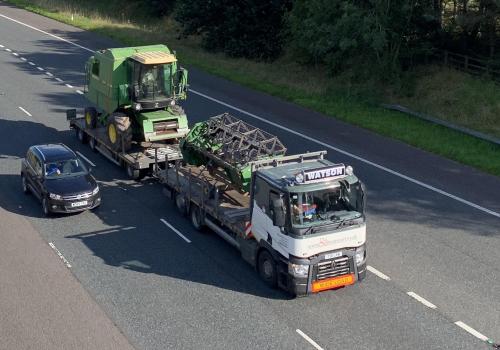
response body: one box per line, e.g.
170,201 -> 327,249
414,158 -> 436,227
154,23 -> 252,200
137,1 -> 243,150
83,44 -> 189,151
180,113 -> 287,192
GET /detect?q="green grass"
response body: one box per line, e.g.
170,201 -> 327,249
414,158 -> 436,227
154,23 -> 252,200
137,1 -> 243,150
6,0 -> 500,177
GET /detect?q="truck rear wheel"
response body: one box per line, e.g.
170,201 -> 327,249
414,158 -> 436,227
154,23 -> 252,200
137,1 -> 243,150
190,205 -> 205,231
258,250 -> 277,288
107,113 -> 132,152
84,107 -> 97,129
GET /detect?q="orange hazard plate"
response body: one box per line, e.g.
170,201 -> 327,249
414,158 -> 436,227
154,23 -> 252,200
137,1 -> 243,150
312,274 -> 355,292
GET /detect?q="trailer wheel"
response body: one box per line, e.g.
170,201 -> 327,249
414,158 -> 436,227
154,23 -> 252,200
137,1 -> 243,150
84,107 -> 97,129
89,137 -> 98,152
175,192 -> 187,216
126,164 -> 140,180
76,128 -> 88,144
258,250 -> 277,288
190,205 -> 205,231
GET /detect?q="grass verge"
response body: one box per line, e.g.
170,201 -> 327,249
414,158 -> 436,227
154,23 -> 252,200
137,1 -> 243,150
5,0 -> 500,177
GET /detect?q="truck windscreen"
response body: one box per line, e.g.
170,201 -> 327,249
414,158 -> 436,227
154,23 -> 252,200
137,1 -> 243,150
290,183 -> 363,228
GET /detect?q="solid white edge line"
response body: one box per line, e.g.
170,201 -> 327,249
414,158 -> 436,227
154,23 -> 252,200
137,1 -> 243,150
296,329 -> 324,350
2,11 -> 500,220
190,89 -> 500,220
407,291 -> 437,309
18,106 -> 32,117
0,13 -> 94,53
75,151 -> 96,167
48,242 -> 72,268
65,83 -> 73,88
160,218 -> 191,243
367,265 -> 391,281
454,321 -> 489,342
76,89 -> 84,94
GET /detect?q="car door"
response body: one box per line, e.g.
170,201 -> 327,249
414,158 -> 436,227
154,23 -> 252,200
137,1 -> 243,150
30,150 -> 44,199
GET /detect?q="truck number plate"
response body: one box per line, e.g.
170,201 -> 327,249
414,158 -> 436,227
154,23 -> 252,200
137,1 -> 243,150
71,201 -> 88,207
324,251 -> 342,260
312,274 -> 355,292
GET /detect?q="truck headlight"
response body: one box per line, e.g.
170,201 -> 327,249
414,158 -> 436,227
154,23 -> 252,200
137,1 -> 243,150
288,263 -> 309,277
355,245 -> 366,266
92,186 -> 99,195
49,193 -> 62,200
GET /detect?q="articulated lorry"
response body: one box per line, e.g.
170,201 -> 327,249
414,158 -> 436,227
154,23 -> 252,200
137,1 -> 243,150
67,44 -> 189,179
160,113 -> 367,296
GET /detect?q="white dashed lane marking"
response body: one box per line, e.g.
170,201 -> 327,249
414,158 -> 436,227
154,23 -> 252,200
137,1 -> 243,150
160,219 -> 191,243
65,83 -> 73,88
12,52 -> 18,56
407,291 -> 437,309
45,72 -> 53,77
76,89 -> 84,94
296,329 -> 324,350
367,265 -> 391,281
18,106 -> 32,117
5,48 -> 11,52
36,66 -> 44,71
20,57 -> 26,61
454,321 -> 489,342
55,77 -> 63,82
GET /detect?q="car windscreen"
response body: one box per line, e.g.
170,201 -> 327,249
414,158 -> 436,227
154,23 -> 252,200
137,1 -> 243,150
44,158 -> 88,179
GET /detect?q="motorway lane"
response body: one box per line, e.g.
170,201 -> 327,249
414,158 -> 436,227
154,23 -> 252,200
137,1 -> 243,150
0,4 -> 498,348
0,76 -> 484,350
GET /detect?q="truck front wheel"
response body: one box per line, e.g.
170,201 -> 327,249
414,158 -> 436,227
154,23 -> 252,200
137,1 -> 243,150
258,250 -> 277,288
107,113 -> 132,151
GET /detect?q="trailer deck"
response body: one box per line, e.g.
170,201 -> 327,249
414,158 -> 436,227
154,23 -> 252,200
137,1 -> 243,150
70,118 -> 182,175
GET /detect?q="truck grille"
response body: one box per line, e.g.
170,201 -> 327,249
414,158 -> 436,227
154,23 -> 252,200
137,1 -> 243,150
153,120 -> 178,135
316,256 -> 351,280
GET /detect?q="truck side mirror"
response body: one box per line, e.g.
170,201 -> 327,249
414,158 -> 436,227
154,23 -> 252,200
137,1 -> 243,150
272,198 -> 286,227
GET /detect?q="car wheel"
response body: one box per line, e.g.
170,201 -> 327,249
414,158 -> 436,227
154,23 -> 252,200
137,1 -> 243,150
258,250 -> 277,288
21,174 -> 30,195
42,196 -> 51,217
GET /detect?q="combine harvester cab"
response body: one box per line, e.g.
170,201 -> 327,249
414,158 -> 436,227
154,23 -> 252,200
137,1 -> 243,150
161,113 -> 367,296
67,44 -> 189,179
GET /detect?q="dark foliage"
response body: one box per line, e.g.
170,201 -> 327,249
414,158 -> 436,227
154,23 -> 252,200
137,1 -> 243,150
175,0 -> 292,60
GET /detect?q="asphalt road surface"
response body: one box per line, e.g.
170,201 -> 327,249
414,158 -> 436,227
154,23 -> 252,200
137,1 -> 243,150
1,2 -> 499,349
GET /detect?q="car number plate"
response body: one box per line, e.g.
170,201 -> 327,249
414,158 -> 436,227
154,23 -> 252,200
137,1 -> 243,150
324,251 -> 342,260
312,274 -> 355,292
71,201 -> 88,207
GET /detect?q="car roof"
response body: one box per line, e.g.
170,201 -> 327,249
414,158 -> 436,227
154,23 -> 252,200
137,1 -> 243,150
32,144 -> 76,162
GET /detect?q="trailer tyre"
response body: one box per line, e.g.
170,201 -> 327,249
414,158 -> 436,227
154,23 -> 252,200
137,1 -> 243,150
126,164 -> 140,180
89,137 -> 98,152
175,193 -> 187,216
190,205 -> 205,231
76,128 -> 88,144
84,107 -> 97,129
258,250 -> 277,288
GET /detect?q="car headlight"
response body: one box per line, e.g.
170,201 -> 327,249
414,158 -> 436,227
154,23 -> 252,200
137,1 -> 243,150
92,186 -> 99,195
49,193 -> 62,200
288,263 -> 309,277
355,245 -> 366,266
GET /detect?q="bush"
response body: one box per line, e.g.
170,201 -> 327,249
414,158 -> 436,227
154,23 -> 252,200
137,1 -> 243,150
175,0 -> 291,60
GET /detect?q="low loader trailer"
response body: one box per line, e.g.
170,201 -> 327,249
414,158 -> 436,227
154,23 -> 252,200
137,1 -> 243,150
160,114 -> 367,296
